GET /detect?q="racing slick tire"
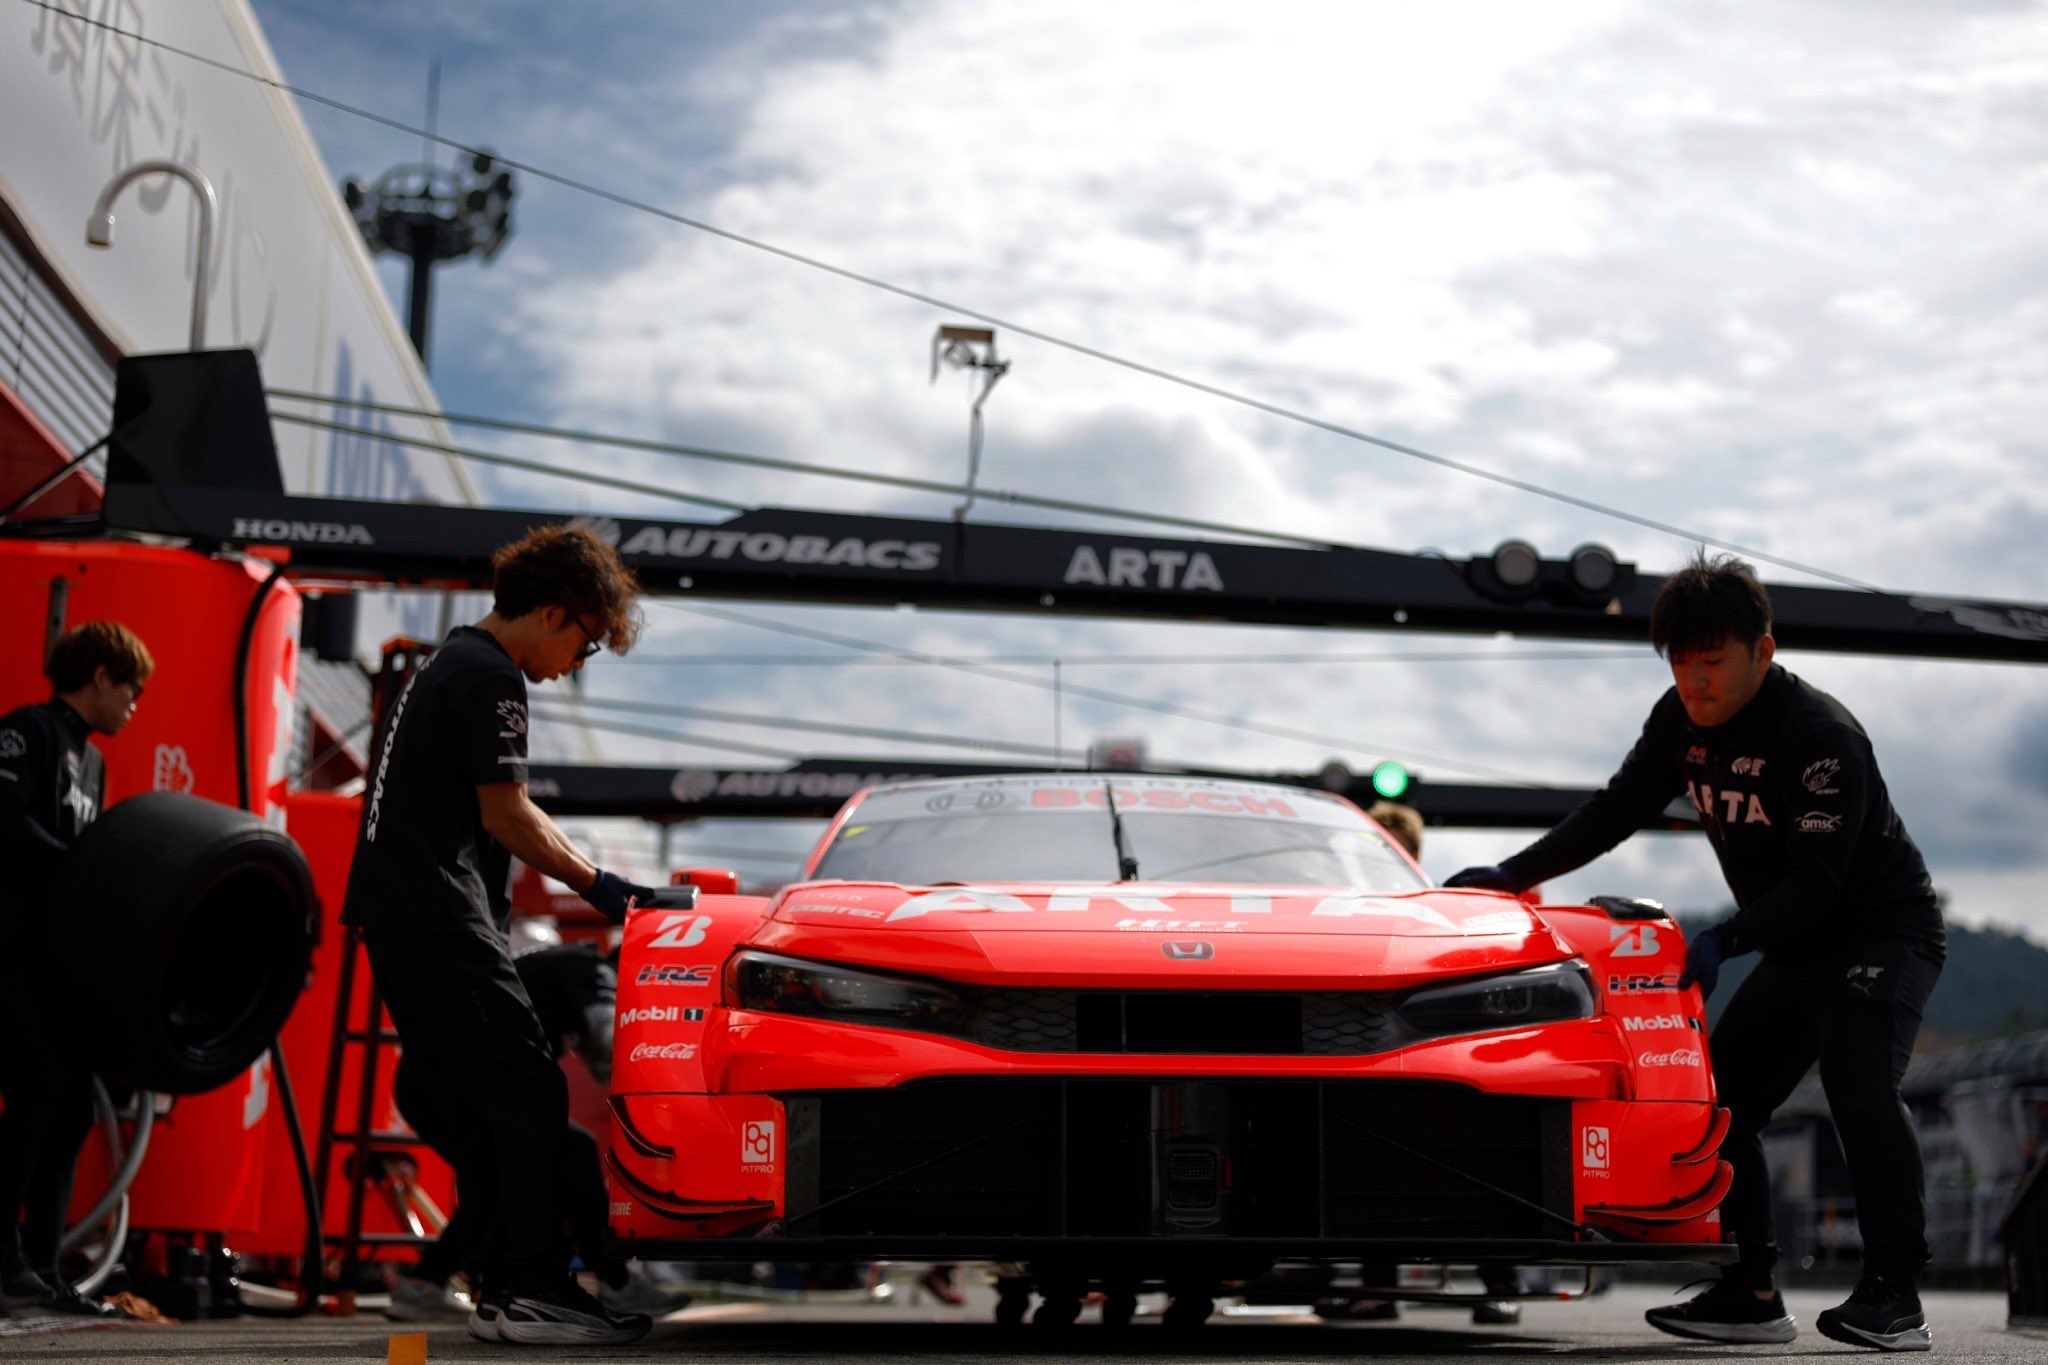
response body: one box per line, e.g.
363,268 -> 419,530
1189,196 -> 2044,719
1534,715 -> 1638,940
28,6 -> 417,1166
45,792 -> 317,1094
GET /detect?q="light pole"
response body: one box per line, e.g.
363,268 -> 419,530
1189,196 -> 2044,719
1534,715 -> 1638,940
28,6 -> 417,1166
85,159 -> 219,352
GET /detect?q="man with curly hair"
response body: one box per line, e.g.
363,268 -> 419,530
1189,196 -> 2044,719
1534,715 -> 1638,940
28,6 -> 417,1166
342,525 -> 658,1346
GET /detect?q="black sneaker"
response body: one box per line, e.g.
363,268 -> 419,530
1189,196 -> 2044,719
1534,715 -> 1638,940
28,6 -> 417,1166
485,1280 -> 652,1346
38,1285 -> 122,1320
1645,1277 -> 1797,1344
1817,1276 -> 1931,1352
0,1264 -> 54,1310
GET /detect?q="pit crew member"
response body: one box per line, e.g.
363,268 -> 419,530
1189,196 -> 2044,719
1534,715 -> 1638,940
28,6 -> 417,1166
0,622 -> 153,1319
1446,551 -> 1943,1352
342,526 -> 656,1346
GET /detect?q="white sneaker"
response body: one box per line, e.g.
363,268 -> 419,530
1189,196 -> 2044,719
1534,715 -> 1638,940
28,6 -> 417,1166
384,1273 -> 472,1321
489,1282 -> 653,1345
596,1265 -> 694,1319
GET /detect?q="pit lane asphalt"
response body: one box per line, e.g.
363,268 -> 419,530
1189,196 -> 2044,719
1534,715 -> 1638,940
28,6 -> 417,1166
0,1284 -> 2032,1362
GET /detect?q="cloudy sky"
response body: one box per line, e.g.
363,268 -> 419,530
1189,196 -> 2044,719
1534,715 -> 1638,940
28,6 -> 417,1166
245,0 -> 2048,938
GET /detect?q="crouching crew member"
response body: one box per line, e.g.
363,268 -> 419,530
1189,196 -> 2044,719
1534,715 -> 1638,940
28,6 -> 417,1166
1446,551 -> 1942,1353
0,622 -> 153,1319
342,526 -> 657,1347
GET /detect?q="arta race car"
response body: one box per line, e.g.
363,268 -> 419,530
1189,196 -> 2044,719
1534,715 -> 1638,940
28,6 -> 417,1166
605,772 -> 1732,1319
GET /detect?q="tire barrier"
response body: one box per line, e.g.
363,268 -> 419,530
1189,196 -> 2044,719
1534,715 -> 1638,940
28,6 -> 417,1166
47,792 -> 317,1095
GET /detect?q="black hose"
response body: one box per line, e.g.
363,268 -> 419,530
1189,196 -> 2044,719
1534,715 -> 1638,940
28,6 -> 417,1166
237,1043 -> 324,1316
232,562 -> 286,813
230,563 -> 326,1313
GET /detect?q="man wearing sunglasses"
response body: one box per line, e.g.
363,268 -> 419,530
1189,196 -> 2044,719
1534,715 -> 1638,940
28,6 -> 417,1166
1,622 -> 153,1319
342,524 -> 660,1346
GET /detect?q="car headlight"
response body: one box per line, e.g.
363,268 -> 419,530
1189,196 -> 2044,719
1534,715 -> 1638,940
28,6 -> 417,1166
1396,961 -> 1594,1039
727,950 -> 967,1032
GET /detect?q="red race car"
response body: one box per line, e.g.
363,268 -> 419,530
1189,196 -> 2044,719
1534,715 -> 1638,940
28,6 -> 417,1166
606,772 -> 1732,1321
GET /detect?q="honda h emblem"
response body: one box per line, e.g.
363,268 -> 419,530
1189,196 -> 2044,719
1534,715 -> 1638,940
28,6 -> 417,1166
1162,941 -> 1214,960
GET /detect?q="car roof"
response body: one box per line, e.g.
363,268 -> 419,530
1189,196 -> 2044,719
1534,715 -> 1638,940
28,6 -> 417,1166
844,770 -> 1369,826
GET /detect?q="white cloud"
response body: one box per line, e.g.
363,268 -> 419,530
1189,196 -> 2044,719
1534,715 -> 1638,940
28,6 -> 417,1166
255,0 -> 2048,940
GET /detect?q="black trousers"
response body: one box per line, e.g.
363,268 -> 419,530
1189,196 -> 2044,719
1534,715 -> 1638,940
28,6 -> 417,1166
1710,938 -> 1943,1289
0,935 -> 97,1282
394,1054 -> 620,1287
362,920 -> 569,1298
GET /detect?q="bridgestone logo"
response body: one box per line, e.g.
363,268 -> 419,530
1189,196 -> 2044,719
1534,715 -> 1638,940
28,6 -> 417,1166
232,517 -> 376,545
618,527 -> 940,570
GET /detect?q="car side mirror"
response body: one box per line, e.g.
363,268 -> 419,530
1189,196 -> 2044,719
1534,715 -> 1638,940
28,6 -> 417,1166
672,867 -> 740,895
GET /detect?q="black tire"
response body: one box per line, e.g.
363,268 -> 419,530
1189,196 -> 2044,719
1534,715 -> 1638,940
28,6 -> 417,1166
1100,1291 -> 1138,1328
44,792 -> 316,1094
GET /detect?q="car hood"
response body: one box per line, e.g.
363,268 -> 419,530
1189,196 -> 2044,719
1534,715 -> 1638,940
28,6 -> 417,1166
749,881 -> 1570,990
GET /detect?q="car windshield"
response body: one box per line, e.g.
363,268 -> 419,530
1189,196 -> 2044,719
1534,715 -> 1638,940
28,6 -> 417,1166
809,778 -> 1426,892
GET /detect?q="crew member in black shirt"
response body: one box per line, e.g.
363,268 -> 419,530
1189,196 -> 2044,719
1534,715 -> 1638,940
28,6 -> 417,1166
0,621 -> 152,1319
1447,551 -> 1942,1352
341,525 -> 656,1347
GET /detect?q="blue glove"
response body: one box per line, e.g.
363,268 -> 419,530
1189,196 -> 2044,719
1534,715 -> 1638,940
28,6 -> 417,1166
1443,865 -> 1518,892
1678,927 -> 1724,998
582,868 -> 656,924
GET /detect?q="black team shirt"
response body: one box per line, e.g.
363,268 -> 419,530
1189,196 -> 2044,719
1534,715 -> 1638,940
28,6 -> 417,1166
0,698 -> 102,890
343,627 -> 527,932
1500,665 -> 1940,966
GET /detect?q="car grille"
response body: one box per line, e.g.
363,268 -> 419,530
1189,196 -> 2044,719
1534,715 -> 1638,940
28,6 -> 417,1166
784,1078 -> 1571,1241
970,989 -> 1402,1054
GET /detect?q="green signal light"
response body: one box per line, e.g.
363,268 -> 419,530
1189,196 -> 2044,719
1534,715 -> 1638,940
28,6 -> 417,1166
1370,761 -> 1412,800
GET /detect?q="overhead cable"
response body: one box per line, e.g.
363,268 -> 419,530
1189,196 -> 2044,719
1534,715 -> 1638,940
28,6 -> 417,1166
605,646 -> 1646,667
661,601 -> 1555,786
42,0 -> 1884,594
526,705 -> 809,761
573,693 -> 1075,759
267,410 -> 748,513
267,390 -> 1346,550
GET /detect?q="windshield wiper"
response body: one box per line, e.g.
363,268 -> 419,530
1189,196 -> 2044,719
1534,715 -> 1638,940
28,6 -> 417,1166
1103,781 -> 1141,881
